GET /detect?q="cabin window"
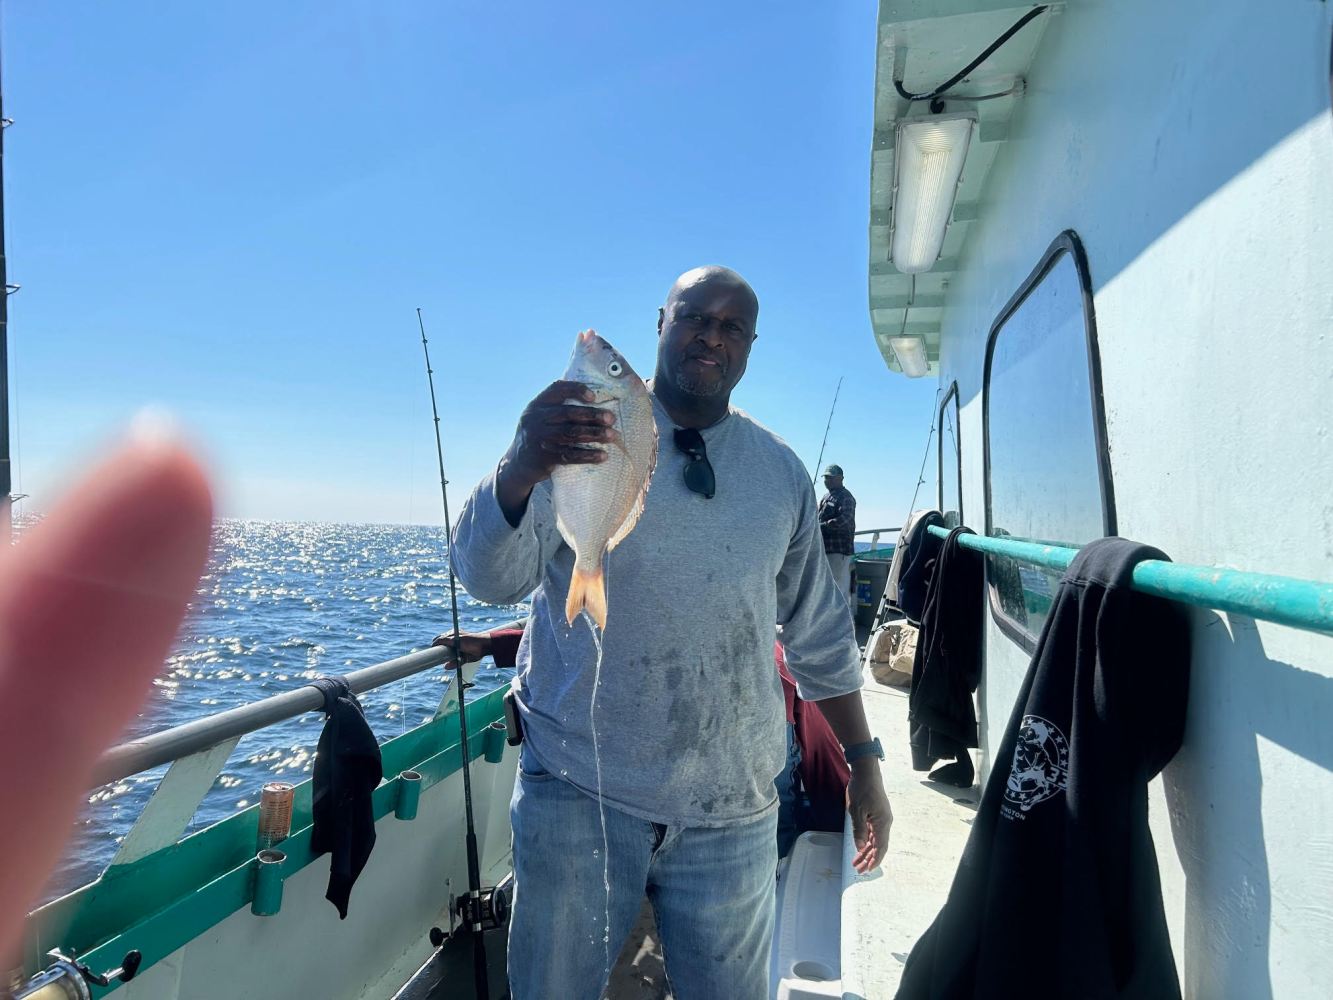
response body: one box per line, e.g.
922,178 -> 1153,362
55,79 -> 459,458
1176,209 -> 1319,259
983,231 -> 1115,650
937,382 -> 962,528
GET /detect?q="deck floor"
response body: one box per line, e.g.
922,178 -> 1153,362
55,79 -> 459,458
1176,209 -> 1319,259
840,661 -> 978,997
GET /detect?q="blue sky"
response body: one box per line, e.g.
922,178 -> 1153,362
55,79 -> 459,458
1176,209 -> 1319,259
4,1 -> 938,529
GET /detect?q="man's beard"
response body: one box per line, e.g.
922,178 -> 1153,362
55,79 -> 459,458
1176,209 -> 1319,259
674,362 -> 728,397
674,371 -> 727,396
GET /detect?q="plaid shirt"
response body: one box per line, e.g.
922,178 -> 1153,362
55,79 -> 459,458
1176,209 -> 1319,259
818,486 -> 856,555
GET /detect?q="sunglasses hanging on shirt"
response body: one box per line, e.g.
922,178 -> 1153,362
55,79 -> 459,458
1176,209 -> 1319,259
672,428 -> 716,499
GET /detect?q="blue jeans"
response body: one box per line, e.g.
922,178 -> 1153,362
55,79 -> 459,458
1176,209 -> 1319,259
775,722 -> 802,859
508,748 -> 778,1000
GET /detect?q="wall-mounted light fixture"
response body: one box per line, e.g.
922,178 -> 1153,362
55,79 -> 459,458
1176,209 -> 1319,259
888,335 -> 930,377
890,114 -> 976,274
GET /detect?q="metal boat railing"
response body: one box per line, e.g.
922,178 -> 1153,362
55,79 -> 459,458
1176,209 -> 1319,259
28,640 -> 520,990
855,526 -> 900,551
926,525 -> 1333,635
92,646 -> 454,787
78,627 -> 524,889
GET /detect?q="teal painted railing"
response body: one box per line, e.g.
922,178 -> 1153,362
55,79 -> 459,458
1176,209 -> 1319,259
926,525 -> 1333,636
23,688 -> 510,995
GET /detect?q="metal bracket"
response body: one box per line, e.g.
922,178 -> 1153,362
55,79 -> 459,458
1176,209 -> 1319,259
433,660 -> 479,720
44,948 -> 142,988
108,738 -> 240,867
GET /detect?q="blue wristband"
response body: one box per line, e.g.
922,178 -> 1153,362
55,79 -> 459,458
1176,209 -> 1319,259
843,737 -> 884,765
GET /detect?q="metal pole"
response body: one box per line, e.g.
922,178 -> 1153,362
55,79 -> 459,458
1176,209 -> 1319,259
924,525 -> 1333,635
91,645 -> 455,787
0,45 -> 12,545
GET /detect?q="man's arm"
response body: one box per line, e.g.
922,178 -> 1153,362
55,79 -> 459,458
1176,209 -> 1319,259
812,690 -> 890,873
776,477 -> 892,871
432,627 -> 525,669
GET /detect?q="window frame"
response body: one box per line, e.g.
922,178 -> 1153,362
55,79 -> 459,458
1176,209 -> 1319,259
936,380 -> 963,526
981,230 -> 1117,652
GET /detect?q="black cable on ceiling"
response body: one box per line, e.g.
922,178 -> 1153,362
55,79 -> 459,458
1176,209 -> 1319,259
894,5 -> 1049,104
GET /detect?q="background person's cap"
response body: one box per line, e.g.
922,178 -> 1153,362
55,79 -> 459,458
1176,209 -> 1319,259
823,464 -> 844,477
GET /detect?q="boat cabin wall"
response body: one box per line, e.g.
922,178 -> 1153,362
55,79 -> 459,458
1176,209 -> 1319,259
925,1 -> 1333,995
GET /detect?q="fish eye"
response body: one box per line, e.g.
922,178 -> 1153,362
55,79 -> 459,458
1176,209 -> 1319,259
607,361 -> 623,377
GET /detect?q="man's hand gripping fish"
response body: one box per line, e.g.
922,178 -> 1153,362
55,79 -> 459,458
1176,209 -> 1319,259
550,330 -> 658,630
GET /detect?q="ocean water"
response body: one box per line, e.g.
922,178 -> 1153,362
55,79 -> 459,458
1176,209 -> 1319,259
36,518 -> 526,903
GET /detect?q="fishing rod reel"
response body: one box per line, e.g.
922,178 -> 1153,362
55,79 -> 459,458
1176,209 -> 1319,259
430,873 -> 514,946
5,949 -> 141,1000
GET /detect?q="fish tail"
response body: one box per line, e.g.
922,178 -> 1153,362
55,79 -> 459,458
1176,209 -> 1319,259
565,565 -> 608,630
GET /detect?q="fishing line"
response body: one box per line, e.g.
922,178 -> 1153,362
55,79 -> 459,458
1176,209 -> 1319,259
584,604 -> 612,976
905,385 -> 945,516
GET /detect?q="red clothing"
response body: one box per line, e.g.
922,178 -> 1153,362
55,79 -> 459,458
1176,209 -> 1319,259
775,642 -> 851,832
488,628 -> 524,670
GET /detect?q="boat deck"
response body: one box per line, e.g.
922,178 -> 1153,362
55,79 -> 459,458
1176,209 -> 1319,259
839,659 -> 977,998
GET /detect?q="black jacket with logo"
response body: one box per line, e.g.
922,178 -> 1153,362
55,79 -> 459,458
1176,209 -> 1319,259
898,537 -> 1191,999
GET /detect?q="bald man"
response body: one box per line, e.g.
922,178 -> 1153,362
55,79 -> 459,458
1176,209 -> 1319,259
452,267 -> 892,999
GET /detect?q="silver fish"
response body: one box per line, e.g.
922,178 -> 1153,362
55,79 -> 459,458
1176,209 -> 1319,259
550,329 -> 658,630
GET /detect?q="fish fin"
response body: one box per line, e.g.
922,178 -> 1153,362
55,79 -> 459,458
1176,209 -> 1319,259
607,419 -> 658,553
566,565 -> 608,630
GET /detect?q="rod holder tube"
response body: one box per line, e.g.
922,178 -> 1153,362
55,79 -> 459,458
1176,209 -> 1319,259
395,769 -> 422,820
251,849 -> 286,916
483,721 -> 507,763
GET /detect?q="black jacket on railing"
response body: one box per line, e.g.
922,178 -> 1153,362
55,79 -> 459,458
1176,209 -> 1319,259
908,526 -> 983,779
310,676 -> 383,920
897,537 -> 1191,999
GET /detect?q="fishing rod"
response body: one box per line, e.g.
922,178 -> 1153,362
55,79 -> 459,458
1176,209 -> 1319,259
810,376 -> 843,486
417,308 -> 497,999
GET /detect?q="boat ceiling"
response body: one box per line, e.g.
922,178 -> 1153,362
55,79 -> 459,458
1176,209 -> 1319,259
868,1 -> 1054,376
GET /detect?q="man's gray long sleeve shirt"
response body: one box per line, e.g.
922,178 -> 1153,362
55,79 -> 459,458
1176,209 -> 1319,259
451,398 -> 863,827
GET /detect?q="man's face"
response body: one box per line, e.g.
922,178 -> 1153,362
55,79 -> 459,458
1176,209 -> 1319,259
824,475 -> 843,491
656,279 -> 757,399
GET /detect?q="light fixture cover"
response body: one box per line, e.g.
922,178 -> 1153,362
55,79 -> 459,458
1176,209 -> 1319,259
888,335 -> 930,378
891,114 -> 975,274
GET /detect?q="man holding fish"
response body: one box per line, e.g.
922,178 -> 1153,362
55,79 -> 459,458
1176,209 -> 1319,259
451,266 -> 892,1000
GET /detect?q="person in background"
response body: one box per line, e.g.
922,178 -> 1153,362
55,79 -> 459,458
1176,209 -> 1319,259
818,464 -> 857,607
